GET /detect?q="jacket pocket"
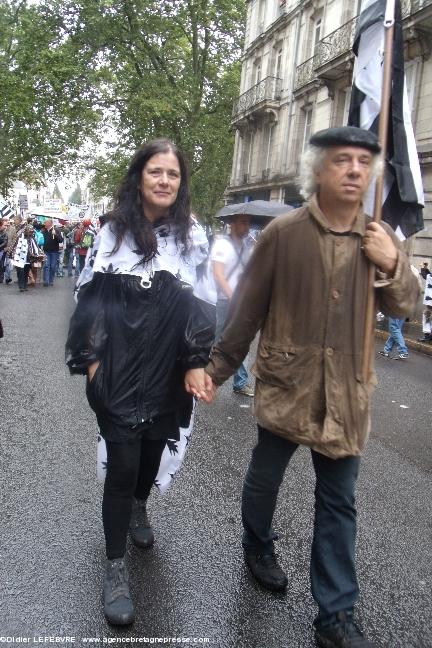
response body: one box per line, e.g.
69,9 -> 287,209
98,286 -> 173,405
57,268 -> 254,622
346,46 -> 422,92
86,361 -> 105,412
253,343 -> 308,390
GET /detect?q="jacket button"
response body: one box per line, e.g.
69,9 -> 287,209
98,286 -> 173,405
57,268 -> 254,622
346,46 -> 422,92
326,347 -> 334,357
332,289 -> 340,299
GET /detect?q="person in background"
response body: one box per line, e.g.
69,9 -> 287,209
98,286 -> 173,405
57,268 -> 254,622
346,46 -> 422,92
3,216 -> 23,284
420,261 -> 430,280
31,221 -> 45,285
0,219 -> 8,283
379,317 -> 409,359
42,219 -> 63,287
9,224 -> 42,292
56,225 -> 66,277
204,127 -> 419,648
66,138 -> 214,627
418,268 -> 432,342
211,214 -> 254,397
76,218 -> 95,273
64,220 -> 79,277
72,221 -> 84,276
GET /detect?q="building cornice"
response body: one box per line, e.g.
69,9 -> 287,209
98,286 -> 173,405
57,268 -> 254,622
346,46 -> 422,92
242,1 -> 303,59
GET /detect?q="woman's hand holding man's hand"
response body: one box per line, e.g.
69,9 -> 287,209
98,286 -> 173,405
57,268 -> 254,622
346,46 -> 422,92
184,368 -> 217,403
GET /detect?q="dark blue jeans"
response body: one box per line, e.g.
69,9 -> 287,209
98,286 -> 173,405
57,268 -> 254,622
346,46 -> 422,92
242,425 -> 360,621
43,252 -> 59,285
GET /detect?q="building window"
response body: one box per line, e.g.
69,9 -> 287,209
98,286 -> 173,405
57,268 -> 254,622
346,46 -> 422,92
263,123 -> 276,177
333,87 -> 352,127
342,88 -> 352,125
258,0 -> 266,34
275,45 -> 283,80
302,108 -> 313,151
242,131 -> 255,182
313,18 -> 322,51
254,59 -> 262,86
241,133 -> 251,181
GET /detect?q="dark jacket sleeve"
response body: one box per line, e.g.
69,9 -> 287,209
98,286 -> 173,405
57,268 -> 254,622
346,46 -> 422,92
181,295 -> 216,370
65,274 -> 108,375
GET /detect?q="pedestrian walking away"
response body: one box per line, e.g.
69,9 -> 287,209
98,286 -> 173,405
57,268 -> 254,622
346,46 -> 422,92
66,138 -> 215,626
379,317 -> 409,359
8,224 -> 44,292
420,261 -> 430,280
418,270 -> 432,342
41,220 -> 63,286
0,218 -> 8,283
211,214 -> 254,397
204,126 -> 419,648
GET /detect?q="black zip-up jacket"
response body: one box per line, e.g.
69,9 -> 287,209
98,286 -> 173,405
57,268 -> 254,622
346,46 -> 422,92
43,227 -> 63,252
66,269 -> 215,433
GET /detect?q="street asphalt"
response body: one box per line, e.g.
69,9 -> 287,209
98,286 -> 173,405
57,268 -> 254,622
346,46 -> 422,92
0,276 -> 430,648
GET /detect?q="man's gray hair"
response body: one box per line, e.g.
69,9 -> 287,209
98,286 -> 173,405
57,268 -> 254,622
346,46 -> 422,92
298,145 -> 382,200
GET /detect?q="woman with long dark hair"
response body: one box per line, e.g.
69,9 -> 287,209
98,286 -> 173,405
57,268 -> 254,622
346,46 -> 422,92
66,138 -> 215,625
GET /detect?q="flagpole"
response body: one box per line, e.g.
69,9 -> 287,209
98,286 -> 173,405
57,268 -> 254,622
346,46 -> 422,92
361,0 -> 396,383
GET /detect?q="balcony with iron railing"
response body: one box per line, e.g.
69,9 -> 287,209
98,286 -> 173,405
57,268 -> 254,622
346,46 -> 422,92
294,0 -> 432,91
232,76 -> 282,124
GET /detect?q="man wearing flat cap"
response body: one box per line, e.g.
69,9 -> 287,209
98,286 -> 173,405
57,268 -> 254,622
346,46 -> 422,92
205,126 -> 419,647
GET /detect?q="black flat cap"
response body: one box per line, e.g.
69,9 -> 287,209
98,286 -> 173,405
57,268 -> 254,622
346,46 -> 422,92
309,126 -> 381,153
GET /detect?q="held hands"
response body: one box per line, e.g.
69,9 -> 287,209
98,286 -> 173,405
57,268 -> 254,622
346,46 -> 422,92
362,223 -> 398,276
184,368 -> 217,404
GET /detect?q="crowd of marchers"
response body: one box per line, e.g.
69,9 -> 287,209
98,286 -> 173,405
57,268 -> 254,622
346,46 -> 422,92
0,214 -> 103,291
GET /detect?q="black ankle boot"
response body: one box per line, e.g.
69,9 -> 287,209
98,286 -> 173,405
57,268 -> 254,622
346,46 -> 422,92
130,498 -> 155,548
314,611 -> 377,647
103,557 -> 134,625
244,549 -> 288,592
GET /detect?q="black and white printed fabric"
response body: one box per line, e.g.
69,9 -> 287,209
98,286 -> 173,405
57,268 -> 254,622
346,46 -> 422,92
348,0 -> 424,239
11,233 -> 29,268
73,217 -> 215,494
11,232 -> 41,268
96,408 -> 195,494
423,272 -> 432,335
75,216 -> 213,301
0,198 -> 14,221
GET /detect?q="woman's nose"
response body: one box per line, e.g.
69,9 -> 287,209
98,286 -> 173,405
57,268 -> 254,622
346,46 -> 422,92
158,172 -> 169,184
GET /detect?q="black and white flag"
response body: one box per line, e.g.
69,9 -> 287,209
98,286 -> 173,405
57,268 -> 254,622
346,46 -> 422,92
348,0 -> 424,239
0,197 -> 14,220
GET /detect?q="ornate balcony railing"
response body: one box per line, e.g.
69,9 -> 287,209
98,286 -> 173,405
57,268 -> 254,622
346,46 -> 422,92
294,56 -> 315,90
295,0 -> 431,91
402,0 -> 432,15
232,76 -> 282,119
314,16 -> 358,69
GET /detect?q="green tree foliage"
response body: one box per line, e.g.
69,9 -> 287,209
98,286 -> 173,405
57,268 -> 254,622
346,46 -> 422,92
70,0 -> 245,222
1,0 -> 245,222
0,0 -> 101,195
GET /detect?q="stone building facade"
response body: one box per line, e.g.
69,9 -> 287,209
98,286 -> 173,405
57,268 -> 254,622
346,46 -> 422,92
227,0 -> 432,264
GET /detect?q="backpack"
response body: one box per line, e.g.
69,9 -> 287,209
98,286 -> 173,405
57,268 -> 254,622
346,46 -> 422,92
80,231 -> 93,249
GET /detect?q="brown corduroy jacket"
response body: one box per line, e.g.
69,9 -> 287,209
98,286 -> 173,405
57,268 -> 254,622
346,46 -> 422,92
205,196 -> 419,458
